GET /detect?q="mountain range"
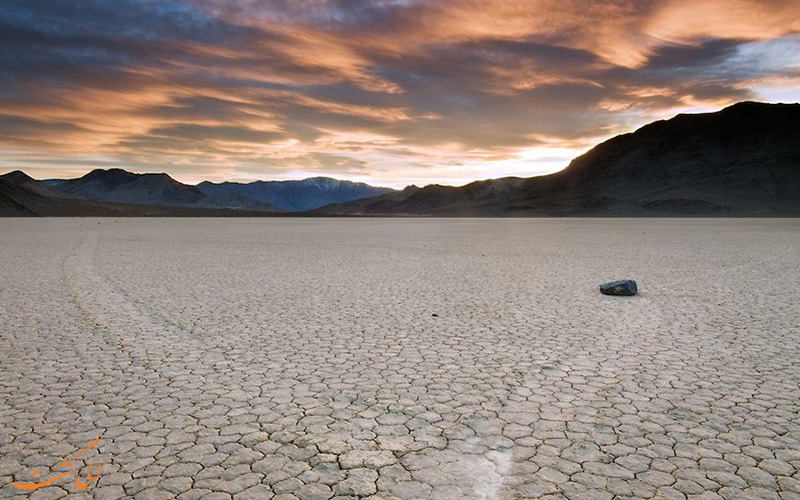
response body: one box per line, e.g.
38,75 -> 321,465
0,170 -> 395,216
2,102 -> 799,217
196,178 -> 394,212
315,102 -> 800,216
44,169 -> 281,211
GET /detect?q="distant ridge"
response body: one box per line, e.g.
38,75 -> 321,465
1,170 -> 71,199
197,177 -> 395,212
315,102 -> 800,216
0,168 -> 394,216
49,168 -> 281,211
2,102 -> 799,217
0,176 -> 284,217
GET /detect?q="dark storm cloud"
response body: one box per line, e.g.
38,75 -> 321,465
0,0 -> 233,42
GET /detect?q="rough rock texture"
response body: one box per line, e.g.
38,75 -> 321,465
600,280 -> 638,296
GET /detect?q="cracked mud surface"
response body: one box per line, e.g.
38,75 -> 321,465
1,218 -> 799,500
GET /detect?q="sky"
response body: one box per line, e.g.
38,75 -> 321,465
0,0 -> 799,188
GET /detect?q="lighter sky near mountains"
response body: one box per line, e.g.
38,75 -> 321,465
0,0 -> 799,188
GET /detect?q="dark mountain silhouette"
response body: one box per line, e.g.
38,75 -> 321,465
315,102 -> 800,216
197,177 -> 395,212
1,168 -> 393,216
0,170 -> 71,198
0,179 -> 49,216
44,168 -> 281,211
0,176 -> 289,217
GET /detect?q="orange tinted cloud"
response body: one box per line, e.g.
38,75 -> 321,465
0,0 -> 798,186
646,0 -> 800,43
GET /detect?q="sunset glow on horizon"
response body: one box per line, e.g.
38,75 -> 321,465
1,0 -> 799,188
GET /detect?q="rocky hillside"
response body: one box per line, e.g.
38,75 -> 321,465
315,102 -> 800,216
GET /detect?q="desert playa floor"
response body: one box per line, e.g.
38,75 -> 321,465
1,218 -> 799,500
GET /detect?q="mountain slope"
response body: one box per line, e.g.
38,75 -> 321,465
0,179 -> 49,216
0,178 -> 292,217
0,170 -> 72,198
197,177 -> 395,212
316,102 -> 800,216
52,169 -> 281,211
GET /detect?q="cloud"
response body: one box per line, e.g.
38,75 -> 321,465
0,0 -> 798,187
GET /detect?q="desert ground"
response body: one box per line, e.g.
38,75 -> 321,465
0,218 -> 798,500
